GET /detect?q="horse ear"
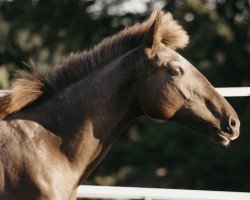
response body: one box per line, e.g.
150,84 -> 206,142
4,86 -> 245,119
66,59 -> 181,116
141,11 -> 163,58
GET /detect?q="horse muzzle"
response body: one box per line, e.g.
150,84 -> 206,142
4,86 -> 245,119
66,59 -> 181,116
211,114 -> 240,146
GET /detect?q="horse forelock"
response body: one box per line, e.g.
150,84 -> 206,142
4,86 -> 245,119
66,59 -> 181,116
0,10 -> 189,119
160,11 -> 189,49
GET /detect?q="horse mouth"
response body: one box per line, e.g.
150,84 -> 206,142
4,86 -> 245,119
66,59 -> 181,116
210,131 -> 239,147
211,133 -> 230,147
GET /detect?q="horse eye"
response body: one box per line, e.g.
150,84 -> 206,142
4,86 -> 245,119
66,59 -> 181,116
170,67 -> 183,76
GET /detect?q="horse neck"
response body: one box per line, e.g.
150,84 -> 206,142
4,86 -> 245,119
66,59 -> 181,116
37,47 -> 142,183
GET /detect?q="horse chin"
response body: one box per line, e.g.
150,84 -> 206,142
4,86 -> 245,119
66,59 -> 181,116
210,132 -> 231,147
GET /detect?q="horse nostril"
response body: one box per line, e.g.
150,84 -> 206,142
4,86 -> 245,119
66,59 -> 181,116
223,115 -> 240,140
230,118 -> 236,128
226,115 -> 240,135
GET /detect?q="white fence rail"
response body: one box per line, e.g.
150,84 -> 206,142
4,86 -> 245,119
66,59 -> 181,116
77,186 -> 250,200
0,87 -> 250,98
77,87 -> 250,200
215,87 -> 250,97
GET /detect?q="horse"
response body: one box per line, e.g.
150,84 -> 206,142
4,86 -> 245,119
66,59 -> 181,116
0,10 -> 240,200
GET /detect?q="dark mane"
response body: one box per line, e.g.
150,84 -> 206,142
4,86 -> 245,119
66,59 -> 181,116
0,10 -> 189,119
40,13 -> 156,93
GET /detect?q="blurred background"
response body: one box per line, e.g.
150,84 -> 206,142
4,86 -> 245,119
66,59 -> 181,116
0,0 -> 250,192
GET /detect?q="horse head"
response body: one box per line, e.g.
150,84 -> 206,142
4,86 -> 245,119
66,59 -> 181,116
137,11 -> 240,146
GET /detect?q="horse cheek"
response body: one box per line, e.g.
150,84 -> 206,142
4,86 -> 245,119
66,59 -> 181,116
137,86 -> 174,120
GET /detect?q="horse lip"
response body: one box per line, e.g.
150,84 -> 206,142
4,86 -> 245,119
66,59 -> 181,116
210,132 -> 231,146
219,131 -> 239,141
210,133 -> 231,147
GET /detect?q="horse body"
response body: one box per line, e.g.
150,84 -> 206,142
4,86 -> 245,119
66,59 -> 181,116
0,48 -> 142,199
0,11 -> 240,199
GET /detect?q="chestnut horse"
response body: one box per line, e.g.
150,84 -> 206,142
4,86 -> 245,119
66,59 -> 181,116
0,11 -> 240,200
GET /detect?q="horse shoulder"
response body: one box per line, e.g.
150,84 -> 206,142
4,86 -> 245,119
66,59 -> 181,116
0,119 -> 75,199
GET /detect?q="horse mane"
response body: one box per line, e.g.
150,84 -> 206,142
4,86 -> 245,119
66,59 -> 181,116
0,10 -> 189,120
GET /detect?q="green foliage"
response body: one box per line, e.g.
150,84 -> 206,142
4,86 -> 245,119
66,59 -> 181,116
0,0 -> 250,192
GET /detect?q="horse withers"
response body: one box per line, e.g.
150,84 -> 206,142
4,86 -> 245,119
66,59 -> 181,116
0,11 -> 240,200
